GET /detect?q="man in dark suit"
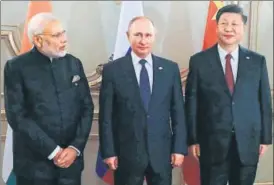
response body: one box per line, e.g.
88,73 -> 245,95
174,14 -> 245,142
99,16 -> 188,185
185,4 -> 272,185
4,13 -> 94,185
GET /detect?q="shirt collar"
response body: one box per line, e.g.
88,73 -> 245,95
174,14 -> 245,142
131,51 -> 153,66
217,44 -> 239,61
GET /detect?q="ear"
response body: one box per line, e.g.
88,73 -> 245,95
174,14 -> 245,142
153,27 -> 158,35
33,35 -> 43,48
126,31 -> 131,40
243,24 -> 247,31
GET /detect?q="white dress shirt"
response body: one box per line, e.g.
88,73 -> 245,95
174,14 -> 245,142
131,51 -> 153,92
217,44 -> 239,83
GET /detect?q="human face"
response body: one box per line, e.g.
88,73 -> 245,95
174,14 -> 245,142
216,12 -> 245,47
35,20 -> 68,58
127,18 -> 155,58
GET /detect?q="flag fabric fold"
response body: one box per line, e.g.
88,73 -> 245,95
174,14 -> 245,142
202,0 -> 224,50
112,1 -> 144,61
2,1 -> 52,185
95,1 -> 144,185
20,1 -> 53,54
182,1 -> 223,185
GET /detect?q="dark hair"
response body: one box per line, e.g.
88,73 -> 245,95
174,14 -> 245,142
216,4 -> 248,24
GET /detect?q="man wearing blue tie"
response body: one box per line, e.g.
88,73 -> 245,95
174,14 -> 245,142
98,16 -> 188,185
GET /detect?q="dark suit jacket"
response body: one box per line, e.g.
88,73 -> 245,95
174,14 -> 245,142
4,47 -> 94,178
185,44 -> 272,165
99,54 -> 187,174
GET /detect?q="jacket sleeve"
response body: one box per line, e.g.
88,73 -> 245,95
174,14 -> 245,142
184,56 -> 199,146
4,60 -> 57,158
98,64 -> 116,159
259,56 -> 273,144
69,59 -> 94,154
170,63 -> 188,155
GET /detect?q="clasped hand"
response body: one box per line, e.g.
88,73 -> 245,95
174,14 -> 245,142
53,148 -> 77,168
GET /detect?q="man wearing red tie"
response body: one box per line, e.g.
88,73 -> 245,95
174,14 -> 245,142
185,4 -> 272,185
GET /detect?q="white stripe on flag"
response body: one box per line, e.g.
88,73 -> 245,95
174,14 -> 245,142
2,125 -> 13,183
113,1 -> 144,60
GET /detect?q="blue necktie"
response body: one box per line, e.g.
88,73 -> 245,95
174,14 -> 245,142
139,59 -> 151,112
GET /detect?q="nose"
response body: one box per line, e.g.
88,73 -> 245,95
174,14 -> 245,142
61,38 -> 67,44
139,37 -> 146,45
60,35 -> 67,44
224,25 -> 233,32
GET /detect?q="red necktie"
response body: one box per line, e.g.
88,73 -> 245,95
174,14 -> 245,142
225,54 -> 234,94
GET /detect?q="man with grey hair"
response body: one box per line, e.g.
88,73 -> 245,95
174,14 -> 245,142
4,12 -> 94,185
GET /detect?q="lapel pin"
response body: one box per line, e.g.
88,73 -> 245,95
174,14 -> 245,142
246,56 -> 250,59
158,67 -> 163,70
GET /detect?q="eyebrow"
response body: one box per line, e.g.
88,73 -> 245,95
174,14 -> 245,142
133,32 -> 153,35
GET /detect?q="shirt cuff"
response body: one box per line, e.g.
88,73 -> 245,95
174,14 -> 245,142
48,145 -> 61,160
69,145 -> 81,156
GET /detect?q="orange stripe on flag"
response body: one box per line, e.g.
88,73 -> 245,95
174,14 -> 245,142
20,1 -> 52,54
182,1 -> 224,185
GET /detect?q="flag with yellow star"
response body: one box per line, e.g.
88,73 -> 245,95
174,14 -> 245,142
202,0 -> 224,50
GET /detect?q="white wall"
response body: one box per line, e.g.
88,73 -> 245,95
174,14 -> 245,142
257,1 -> 273,87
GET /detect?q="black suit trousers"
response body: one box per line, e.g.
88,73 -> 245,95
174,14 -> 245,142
200,133 -> 258,185
16,160 -> 82,185
114,162 -> 172,185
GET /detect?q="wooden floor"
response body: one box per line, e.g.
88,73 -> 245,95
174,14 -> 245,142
0,136 -> 273,185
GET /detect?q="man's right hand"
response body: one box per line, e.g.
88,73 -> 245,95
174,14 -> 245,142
189,144 -> 200,161
103,156 -> 118,170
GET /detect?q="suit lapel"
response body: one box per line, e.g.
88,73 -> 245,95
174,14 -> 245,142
148,55 -> 165,112
208,44 -> 232,97
207,44 -> 251,98
120,54 -> 166,112
233,46 -> 251,98
120,55 -> 144,110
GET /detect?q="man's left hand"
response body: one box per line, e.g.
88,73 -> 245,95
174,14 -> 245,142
54,147 -> 77,168
171,153 -> 184,167
259,145 -> 268,157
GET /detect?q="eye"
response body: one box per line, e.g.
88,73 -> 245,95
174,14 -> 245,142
134,33 -> 141,37
52,30 -> 66,37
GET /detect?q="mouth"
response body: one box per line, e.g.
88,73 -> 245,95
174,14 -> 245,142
223,35 -> 234,39
138,46 -> 148,50
59,46 -> 66,50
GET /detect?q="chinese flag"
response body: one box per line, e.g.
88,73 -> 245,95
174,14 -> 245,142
20,1 -> 52,54
182,1 -> 224,185
202,0 -> 224,50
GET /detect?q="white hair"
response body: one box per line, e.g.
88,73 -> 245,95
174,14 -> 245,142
27,12 -> 59,43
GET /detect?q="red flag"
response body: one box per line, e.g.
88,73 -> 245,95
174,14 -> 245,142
202,1 -> 224,50
182,1 -> 224,185
20,1 -> 52,54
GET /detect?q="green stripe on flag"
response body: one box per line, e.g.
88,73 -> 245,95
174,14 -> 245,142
7,171 -> 16,185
